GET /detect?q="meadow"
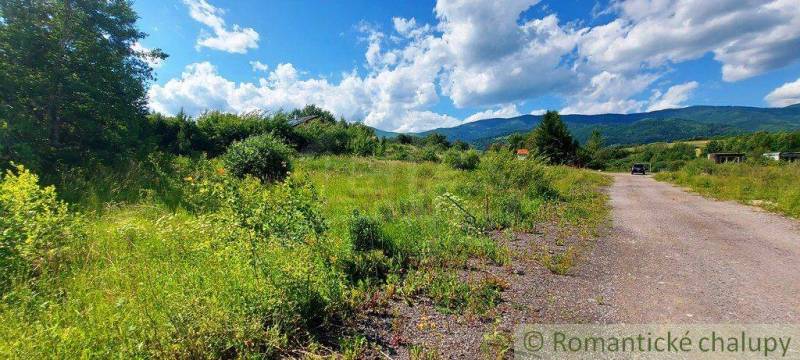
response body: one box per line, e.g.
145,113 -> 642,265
656,160 -> 800,218
0,152 -> 609,358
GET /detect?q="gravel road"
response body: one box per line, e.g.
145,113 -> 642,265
598,174 -> 800,323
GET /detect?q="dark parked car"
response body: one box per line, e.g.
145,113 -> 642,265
631,163 -> 647,175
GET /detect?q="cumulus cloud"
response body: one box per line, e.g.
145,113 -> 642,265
561,71 -> 658,114
183,0 -> 259,53
249,60 -> 268,72
578,0 -> 800,81
765,78 -> 800,107
152,0 -> 800,131
148,61 -> 456,132
464,104 -> 521,123
647,81 -> 699,111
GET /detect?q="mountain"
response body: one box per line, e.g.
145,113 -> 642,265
376,104 -> 800,148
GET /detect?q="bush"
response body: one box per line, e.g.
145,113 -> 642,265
0,165 -> 83,290
413,146 -> 439,162
223,134 -> 294,182
348,210 -> 390,254
443,149 -> 480,170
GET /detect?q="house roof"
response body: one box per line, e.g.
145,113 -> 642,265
516,148 -> 529,155
288,115 -> 319,127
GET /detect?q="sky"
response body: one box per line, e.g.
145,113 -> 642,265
133,0 -> 800,132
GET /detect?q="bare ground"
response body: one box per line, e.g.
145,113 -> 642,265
355,173 -> 800,358
598,173 -> 800,323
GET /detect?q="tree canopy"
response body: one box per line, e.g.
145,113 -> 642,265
0,0 -> 166,169
527,111 -> 579,164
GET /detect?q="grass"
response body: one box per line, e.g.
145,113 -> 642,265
656,159 -> 800,218
0,153 -> 610,357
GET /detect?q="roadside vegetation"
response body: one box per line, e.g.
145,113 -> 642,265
0,2 -> 614,356
641,131 -> 800,218
656,159 -> 800,218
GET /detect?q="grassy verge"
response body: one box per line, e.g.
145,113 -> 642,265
0,154 -> 610,357
655,159 -> 800,218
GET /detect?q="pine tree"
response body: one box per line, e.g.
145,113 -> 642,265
528,111 -> 578,164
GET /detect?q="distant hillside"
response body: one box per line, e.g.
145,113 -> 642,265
375,104 -> 800,148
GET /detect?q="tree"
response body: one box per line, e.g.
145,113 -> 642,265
527,111 -> 578,164
506,132 -> 527,150
582,129 -> 606,169
0,0 -> 166,168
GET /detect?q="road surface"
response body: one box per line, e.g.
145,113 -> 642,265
598,174 -> 800,323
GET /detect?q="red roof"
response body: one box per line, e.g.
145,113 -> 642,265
516,148 -> 529,155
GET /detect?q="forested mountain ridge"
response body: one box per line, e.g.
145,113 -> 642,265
376,104 -> 800,147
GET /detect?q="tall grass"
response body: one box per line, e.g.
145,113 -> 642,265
0,154 -> 610,357
656,159 -> 800,218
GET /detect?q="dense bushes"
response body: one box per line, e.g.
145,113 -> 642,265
0,161 -> 348,358
223,134 -> 294,182
443,149 -> 480,170
704,130 -> 800,156
0,165 -> 83,291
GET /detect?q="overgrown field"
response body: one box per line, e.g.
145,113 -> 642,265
0,153 -> 609,358
656,160 -> 800,218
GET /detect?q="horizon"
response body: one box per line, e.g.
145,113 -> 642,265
136,0 -> 800,132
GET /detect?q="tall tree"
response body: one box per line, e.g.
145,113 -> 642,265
527,111 -> 578,164
581,129 -> 606,169
0,0 -> 166,168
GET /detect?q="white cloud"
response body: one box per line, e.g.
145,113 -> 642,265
464,104 -> 521,123
249,60 -> 268,72
148,61 -> 458,132
578,0 -> 800,81
183,0 -> 259,54
131,42 -> 163,68
647,81 -> 699,111
561,71 -> 658,114
152,0 -> 800,132
765,78 -> 800,107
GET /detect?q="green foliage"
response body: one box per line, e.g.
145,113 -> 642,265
528,111 -> 579,165
194,111 -> 288,157
703,131 -> 800,156
412,146 -> 440,162
0,0 -> 166,169
223,134 -> 294,182
581,130 -> 606,169
601,142 -> 699,172
443,149 -> 481,170
348,210 -> 389,253
657,160 -> 800,218
0,155 -> 612,357
0,165 -> 83,290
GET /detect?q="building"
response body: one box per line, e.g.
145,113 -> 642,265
288,115 -> 319,127
763,152 -> 800,162
707,152 -> 745,164
516,148 -> 529,160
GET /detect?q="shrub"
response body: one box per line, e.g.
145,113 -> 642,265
223,134 -> 294,182
443,149 -> 480,170
0,165 -> 83,290
348,210 -> 390,254
194,111 -> 274,157
413,146 -> 439,163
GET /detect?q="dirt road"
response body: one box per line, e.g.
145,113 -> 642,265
597,174 -> 800,323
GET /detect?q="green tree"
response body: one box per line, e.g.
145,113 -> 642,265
527,111 -> 578,164
0,0 -> 166,168
582,129 -> 606,169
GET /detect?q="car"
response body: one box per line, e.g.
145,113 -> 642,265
631,163 -> 647,175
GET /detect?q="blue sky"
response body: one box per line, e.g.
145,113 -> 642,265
133,0 -> 800,132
